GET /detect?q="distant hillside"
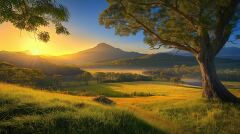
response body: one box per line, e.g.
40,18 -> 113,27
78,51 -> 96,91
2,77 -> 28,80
169,47 -> 240,60
0,51 -> 84,75
217,47 -> 240,60
88,53 -> 240,69
47,43 -> 145,65
1,45 -> 240,70
94,53 -> 196,67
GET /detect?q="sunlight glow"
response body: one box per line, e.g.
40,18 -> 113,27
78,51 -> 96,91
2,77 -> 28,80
0,23 -> 101,56
30,49 -> 41,55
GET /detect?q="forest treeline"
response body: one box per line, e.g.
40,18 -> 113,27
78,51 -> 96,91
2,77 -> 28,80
0,62 -> 151,89
0,62 -> 85,89
0,62 -> 239,90
94,72 -> 151,83
143,65 -> 240,82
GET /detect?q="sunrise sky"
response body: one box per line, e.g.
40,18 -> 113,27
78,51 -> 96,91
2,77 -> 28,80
0,0 -> 157,56
0,0 -> 239,56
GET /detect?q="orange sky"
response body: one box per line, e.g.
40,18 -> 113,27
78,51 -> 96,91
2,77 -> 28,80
0,21 -> 163,56
0,23 -> 101,56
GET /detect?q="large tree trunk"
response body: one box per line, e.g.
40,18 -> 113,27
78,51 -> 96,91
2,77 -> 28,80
196,54 -> 239,103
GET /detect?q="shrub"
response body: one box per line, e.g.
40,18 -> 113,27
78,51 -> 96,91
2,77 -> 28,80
93,96 -> 115,105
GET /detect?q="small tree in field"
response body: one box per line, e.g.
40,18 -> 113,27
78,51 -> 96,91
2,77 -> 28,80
100,0 -> 240,103
0,0 -> 69,42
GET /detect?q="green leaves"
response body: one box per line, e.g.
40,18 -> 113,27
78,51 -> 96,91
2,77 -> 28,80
55,23 -> 70,35
0,0 -> 70,42
37,32 -> 50,43
100,0 -> 240,53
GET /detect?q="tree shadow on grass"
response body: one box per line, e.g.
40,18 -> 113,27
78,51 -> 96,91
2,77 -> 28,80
0,99 -> 71,121
61,81 -> 130,97
0,110 -> 167,134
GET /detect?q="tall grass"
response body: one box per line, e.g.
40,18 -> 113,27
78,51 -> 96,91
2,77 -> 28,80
158,99 -> 240,134
1,81 -> 240,134
0,83 -> 163,134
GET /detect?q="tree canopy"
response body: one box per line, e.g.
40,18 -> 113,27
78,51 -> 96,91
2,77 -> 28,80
0,0 -> 69,42
99,0 -> 240,55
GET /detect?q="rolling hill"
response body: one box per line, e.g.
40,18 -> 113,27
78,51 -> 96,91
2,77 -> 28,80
0,51 -> 84,75
169,47 -> 240,60
50,44 -> 240,68
84,53 -> 240,69
90,53 -> 197,68
217,47 -> 240,60
1,44 -> 240,69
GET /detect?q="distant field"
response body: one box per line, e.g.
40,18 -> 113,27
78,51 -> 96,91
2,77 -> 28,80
83,67 -> 146,74
61,81 -> 239,97
223,81 -> 240,89
61,81 -> 202,97
0,82 -> 240,134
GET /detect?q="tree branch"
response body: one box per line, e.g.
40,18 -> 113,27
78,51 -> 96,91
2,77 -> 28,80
213,0 -> 240,56
129,0 -> 198,30
120,1 -> 198,53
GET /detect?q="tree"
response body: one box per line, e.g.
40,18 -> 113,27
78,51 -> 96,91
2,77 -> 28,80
0,0 -> 69,42
99,0 -> 240,103
51,74 -> 63,88
170,76 -> 181,84
95,72 -> 106,83
76,72 -> 92,85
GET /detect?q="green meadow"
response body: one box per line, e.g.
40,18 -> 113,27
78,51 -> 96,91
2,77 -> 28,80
0,82 -> 240,134
0,83 -> 161,134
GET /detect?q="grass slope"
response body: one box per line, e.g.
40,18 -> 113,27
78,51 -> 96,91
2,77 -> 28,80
1,82 -> 240,134
110,82 -> 240,134
0,83 -> 163,134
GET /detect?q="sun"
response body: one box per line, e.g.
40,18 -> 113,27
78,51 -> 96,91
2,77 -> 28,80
30,49 -> 41,55
23,39 -> 45,55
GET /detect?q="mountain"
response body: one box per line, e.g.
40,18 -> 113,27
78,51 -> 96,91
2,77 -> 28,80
1,44 -> 239,70
0,51 -> 84,75
47,43 -> 145,65
168,47 -> 240,60
90,53 -> 196,68
217,47 -> 240,60
0,51 -> 50,67
89,53 -> 240,69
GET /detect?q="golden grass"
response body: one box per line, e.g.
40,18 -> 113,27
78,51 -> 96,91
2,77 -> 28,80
109,81 -> 240,134
84,68 -> 144,74
0,82 -> 94,105
1,81 -> 240,134
110,81 -> 201,98
0,83 -> 162,134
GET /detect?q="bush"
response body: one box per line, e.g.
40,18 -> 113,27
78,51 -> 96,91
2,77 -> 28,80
93,96 -> 115,105
94,72 -> 152,83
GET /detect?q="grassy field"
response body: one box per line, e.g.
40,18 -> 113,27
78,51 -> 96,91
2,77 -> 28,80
110,82 -> 240,134
0,82 -> 240,134
61,81 -> 240,97
83,67 -> 145,74
0,83 -> 162,134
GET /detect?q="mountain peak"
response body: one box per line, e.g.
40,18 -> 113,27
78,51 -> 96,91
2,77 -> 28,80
96,43 -> 114,49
